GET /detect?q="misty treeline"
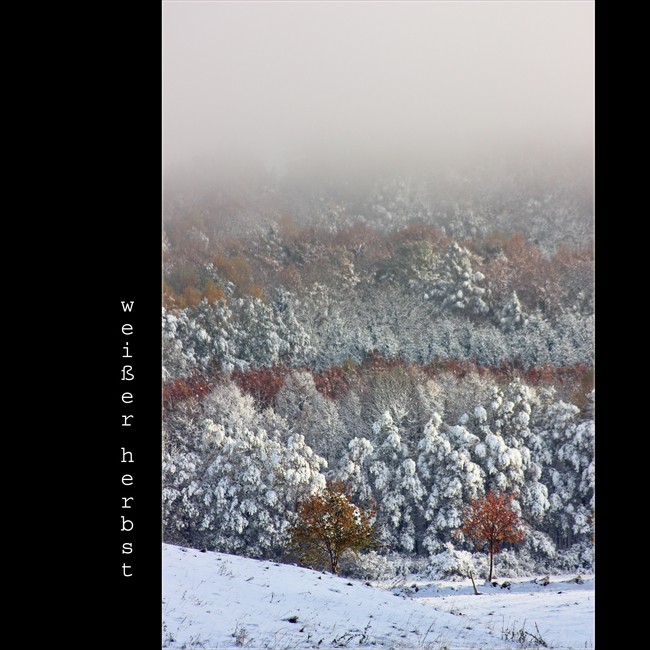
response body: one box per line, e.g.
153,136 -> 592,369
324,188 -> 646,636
162,150 -> 594,579
164,145 -> 593,255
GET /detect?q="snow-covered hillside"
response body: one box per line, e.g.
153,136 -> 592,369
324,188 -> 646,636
162,543 -> 595,649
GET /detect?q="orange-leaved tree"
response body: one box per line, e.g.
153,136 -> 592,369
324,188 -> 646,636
456,491 -> 526,581
287,480 -> 383,574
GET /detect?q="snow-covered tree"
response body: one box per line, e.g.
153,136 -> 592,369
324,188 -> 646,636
200,425 -> 326,559
333,436 -> 375,503
468,382 -> 531,497
336,411 -> 424,552
294,284 -> 366,368
417,413 -> 484,554
468,324 -> 509,366
275,370 -> 343,466
534,397 -> 595,548
231,296 -> 289,368
162,314 -> 195,381
491,379 -> 550,525
362,365 -> 434,451
200,379 -> 269,436
163,446 -> 211,546
464,379 -> 553,529
426,315 -> 473,361
508,312 -> 553,367
427,543 -> 476,581
425,368 -> 498,427
162,380 -> 328,558
335,389 -> 366,444
232,287 -> 316,368
271,287 -> 316,366
163,286 -> 316,378
162,300 -> 244,377
366,412 -> 424,552
549,311 -> 596,367
425,241 -> 489,316
162,401 -> 226,547
498,291 -> 529,333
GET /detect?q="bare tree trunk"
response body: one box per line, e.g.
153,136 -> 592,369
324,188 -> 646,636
488,541 -> 494,582
469,570 -> 480,595
327,545 -> 337,574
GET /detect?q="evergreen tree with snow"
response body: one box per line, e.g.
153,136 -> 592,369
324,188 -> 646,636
162,400 -> 227,548
366,412 -> 424,553
162,300 -> 244,377
275,370 -> 343,466
163,287 -> 316,378
425,241 -> 489,316
498,291 -> 528,333
468,382 -> 530,497
466,379 -> 551,527
333,435 -> 375,504
162,381 -> 328,559
549,311 -> 596,367
533,395 -> 595,549
508,311 -> 553,367
200,424 -> 327,558
335,411 -> 424,552
426,315 -> 473,361
162,309 -> 195,381
416,413 -> 484,554
231,296 -> 289,368
271,287 -> 316,366
467,323 -> 509,366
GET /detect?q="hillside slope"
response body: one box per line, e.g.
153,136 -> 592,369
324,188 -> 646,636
162,543 -> 594,649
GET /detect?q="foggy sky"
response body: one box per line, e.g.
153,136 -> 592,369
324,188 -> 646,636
162,1 -> 594,175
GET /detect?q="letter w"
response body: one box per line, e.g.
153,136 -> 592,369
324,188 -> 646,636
121,301 -> 134,312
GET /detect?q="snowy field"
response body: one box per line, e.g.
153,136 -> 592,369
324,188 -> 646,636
162,543 -> 595,649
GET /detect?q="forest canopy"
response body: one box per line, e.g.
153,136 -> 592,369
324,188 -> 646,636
162,152 -> 594,580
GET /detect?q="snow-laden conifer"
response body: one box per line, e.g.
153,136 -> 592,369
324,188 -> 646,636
498,291 -> 529,333
466,379 -> 545,521
416,413 -> 483,554
275,370 -> 342,466
334,436 -> 375,504
162,381 -> 327,558
201,424 -> 326,559
534,396 -> 595,547
162,402 -> 226,548
162,301 -> 244,376
425,241 -> 489,315
366,412 -> 424,552
508,312 -> 553,367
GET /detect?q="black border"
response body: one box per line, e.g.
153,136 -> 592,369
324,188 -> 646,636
99,3 -> 163,646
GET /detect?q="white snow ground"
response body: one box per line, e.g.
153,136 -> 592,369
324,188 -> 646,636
162,543 -> 595,649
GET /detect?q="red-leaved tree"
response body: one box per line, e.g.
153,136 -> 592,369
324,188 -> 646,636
456,491 -> 527,581
231,362 -> 290,410
287,480 -> 384,574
